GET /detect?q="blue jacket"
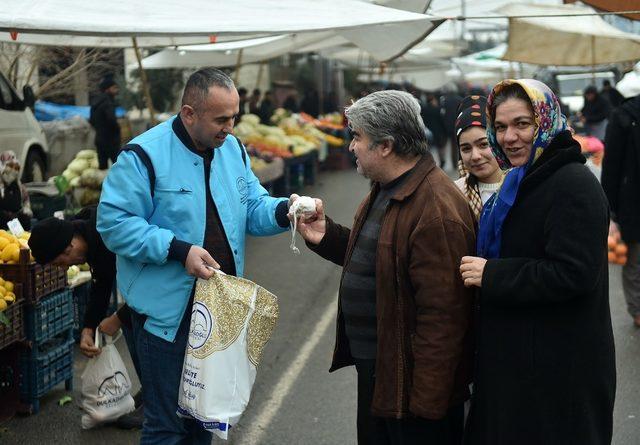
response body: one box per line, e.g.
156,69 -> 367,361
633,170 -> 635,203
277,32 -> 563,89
97,116 -> 288,341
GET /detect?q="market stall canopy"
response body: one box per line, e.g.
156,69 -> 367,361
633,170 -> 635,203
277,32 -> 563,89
501,3 -> 640,66
0,0 -> 435,55
578,0 -> 640,21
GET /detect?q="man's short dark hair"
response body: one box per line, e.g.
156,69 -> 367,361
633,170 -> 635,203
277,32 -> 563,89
603,80 -> 611,87
181,68 -> 235,111
238,87 -> 248,96
252,88 -> 261,96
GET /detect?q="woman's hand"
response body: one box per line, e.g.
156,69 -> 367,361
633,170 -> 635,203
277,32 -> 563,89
460,256 -> 487,288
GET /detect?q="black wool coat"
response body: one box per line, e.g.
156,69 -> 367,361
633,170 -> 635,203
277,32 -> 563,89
466,131 -> 616,445
602,95 -> 640,243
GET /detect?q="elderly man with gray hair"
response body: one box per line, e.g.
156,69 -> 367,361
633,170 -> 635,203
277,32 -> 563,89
295,90 -> 476,445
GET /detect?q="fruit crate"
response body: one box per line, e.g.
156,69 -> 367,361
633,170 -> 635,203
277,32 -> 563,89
0,344 -> 25,422
0,249 -> 67,304
25,288 -> 74,344
19,331 -> 74,414
72,280 -> 91,341
0,284 -> 25,349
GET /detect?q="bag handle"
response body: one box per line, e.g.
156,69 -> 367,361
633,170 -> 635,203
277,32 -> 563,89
94,329 -> 123,350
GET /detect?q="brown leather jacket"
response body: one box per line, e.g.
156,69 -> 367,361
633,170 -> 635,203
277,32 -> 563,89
311,154 -> 476,419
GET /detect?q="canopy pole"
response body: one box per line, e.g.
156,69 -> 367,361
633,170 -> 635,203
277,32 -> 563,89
255,62 -> 265,90
234,49 -> 244,84
132,37 -> 157,126
591,34 -> 596,83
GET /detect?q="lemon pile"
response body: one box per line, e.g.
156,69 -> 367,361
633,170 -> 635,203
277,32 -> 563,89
0,230 -> 31,264
0,277 -> 17,312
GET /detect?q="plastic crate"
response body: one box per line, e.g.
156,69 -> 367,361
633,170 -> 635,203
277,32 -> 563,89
72,281 -> 91,341
0,300 -> 25,350
0,344 -> 23,422
20,331 -> 74,414
25,288 -> 74,344
28,190 -> 67,221
0,249 -> 67,304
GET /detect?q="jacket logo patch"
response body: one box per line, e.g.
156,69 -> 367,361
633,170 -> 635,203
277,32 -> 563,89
236,177 -> 248,205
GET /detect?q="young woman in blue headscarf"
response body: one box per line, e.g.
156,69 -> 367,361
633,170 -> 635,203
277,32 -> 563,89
459,79 -> 616,445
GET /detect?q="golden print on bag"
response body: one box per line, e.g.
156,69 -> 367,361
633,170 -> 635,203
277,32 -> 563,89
247,287 -> 279,366
190,273 -> 254,359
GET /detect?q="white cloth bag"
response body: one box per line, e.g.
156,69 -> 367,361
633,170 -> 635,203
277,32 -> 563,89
177,271 -> 279,440
80,331 -> 135,429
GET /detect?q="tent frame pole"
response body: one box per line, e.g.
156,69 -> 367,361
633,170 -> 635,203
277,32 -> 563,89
132,37 -> 157,126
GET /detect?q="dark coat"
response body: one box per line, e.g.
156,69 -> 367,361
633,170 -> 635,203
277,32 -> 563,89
72,206 -> 130,329
467,131 -> 616,445
582,94 -> 611,124
89,92 -> 120,149
602,95 -> 640,243
311,154 -> 476,419
421,102 -> 447,147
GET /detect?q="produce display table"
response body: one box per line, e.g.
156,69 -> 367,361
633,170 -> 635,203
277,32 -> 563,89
274,150 -> 318,196
252,157 -> 285,185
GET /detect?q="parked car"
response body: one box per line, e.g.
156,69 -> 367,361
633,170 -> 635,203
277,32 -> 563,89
0,71 -> 49,182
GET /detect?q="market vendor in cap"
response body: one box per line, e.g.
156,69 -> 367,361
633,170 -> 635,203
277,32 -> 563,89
29,205 -> 144,429
0,151 -> 33,231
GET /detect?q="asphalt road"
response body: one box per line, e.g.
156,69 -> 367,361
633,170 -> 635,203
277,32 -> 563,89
1,168 -> 638,445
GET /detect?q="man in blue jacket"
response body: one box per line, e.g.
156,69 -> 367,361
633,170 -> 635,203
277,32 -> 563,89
97,68 -> 292,444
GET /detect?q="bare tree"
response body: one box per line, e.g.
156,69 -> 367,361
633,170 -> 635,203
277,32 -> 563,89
0,43 -> 121,101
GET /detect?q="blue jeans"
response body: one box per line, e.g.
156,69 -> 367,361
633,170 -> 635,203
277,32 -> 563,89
121,318 -> 141,381
132,307 -> 212,445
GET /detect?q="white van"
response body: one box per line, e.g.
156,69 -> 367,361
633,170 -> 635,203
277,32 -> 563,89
0,71 -> 49,182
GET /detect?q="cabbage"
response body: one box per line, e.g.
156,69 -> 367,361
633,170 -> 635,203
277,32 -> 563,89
62,168 -> 79,181
76,149 -> 98,160
68,158 -> 89,174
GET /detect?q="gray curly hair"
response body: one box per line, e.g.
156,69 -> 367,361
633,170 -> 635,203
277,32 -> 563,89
345,90 -> 428,157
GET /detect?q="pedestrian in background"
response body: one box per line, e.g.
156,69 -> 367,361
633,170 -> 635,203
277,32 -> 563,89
421,92 -> 448,169
249,88 -> 261,115
602,93 -> 640,328
89,75 -> 120,170
601,79 -> 625,108
453,95 -> 503,219
295,90 -> 476,445
580,85 -> 610,141
98,68 -> 294,444
460,79 -> 616,445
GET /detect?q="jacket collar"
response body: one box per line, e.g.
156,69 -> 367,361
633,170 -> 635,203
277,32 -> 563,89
519,130 -> 585,194
172,114 -> 212,159
380,152 -> 436,202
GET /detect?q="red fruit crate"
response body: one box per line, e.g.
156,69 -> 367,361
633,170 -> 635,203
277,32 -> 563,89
0,284 -> 25,349
0,249 -> 67,304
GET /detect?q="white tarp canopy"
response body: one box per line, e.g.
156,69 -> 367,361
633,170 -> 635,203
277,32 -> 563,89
0,0 -> 436,60
501,3 -> 640,66
617,63 -> 640,98
134,0 -> 438,66
452,44 -> 537,80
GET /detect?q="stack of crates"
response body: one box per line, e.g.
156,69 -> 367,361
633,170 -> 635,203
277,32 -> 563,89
0,283 -> 25,421
0,248 -> 71,414
72,279 -> 118,342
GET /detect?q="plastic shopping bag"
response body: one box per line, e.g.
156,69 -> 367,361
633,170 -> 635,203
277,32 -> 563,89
81,331 -> 135,429
177,271 -> 279,440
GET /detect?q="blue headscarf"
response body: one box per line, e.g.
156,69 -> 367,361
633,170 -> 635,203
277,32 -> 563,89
477,79 -> 567,259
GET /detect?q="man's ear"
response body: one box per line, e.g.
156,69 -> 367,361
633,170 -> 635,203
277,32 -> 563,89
379,139 -> 394,157
181,104 -> 196,125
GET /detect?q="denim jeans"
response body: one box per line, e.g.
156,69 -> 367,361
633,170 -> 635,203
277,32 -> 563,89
132,307 -> 212,445
121,317 -> 141,381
